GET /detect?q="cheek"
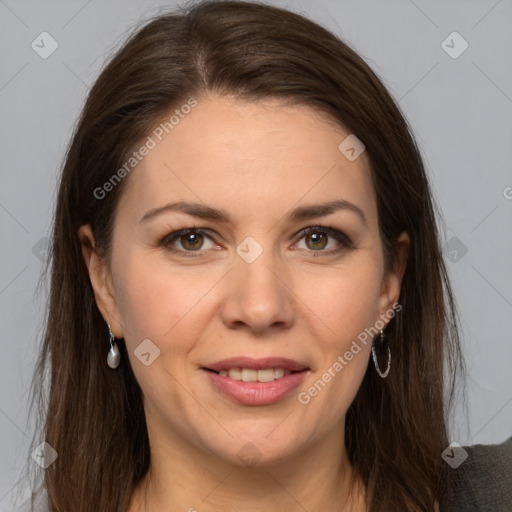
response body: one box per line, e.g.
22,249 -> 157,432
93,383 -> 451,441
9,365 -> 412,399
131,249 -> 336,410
303,260 -> 383,342
111,253 -> 216,409
111,250 -> 222,351
295,268 -> 381,423
294,258 -> 382,403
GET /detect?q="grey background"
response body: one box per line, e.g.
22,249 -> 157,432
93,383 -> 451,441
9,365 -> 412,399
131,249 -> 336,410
1,0 -> 511,508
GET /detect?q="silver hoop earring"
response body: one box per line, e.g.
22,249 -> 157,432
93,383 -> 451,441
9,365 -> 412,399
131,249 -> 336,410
107,322 -> 121,369
371,329 -> 390,378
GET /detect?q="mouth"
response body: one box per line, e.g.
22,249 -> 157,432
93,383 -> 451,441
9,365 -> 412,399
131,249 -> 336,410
203,367 -> 303,382
201,357 -> 310,405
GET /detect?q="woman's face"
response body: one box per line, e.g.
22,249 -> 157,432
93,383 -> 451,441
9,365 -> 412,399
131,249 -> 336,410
81,95 -> 407,467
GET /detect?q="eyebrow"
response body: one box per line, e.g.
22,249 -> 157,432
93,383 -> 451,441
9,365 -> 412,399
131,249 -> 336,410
139,199 -> 367,226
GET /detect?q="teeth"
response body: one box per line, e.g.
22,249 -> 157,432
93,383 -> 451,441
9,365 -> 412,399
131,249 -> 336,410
228,368 -> 241,380
256,368 -> 275,382
241,369 -> 257,382
219,367 -> 293,382
274,368 -> 285,379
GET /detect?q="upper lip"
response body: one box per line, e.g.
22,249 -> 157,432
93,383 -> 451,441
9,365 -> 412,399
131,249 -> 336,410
204,357 -> 309,372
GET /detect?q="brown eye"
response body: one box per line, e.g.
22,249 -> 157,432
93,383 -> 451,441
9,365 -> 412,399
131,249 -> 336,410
304,231 -> 328,250
294,226 -> 353,257
179,232 -> 204,251
162,229 -> 218,256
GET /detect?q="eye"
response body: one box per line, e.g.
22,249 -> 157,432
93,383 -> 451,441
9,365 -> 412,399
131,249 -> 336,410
161,228 -> 219,256
293,226 -> 352,256
160,225 -> 352,258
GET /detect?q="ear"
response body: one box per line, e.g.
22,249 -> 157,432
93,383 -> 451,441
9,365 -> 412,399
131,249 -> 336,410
377,231 -> 410,316
78,224 -> 124,338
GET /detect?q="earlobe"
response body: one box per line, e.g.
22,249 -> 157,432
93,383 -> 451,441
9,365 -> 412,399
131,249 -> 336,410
77,224 -> 123,338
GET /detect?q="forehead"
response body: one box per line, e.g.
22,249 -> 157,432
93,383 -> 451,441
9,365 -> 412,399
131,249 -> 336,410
117,95 -> 377,228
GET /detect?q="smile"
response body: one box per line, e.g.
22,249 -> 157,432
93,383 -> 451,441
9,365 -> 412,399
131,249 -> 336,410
202,357 -> 310,406
212,367 -> 292,382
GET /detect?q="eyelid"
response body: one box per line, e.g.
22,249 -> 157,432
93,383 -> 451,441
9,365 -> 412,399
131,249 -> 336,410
160,225 -> 353,257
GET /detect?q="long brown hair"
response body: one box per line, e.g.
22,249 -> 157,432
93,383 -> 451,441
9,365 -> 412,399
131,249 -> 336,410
24,1 -> 465,510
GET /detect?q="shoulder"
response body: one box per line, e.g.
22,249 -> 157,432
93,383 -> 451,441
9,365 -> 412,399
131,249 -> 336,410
440,435 -> 512,511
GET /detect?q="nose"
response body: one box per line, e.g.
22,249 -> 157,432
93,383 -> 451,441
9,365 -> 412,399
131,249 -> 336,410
220,250 -> 295,335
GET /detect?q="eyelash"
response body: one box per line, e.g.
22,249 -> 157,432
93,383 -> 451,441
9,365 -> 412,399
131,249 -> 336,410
160,225 -> 353,258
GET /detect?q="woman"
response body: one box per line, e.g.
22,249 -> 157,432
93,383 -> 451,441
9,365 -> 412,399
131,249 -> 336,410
20,1 -> 511,511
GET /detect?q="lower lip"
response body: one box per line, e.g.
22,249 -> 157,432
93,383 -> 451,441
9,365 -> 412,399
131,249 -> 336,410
203,369 -> 308,406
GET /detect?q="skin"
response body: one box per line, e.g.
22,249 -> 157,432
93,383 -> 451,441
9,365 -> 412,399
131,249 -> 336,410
79,94 -> 409,511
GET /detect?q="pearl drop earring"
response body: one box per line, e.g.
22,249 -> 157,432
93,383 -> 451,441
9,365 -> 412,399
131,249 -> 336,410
107,322 -> 121,369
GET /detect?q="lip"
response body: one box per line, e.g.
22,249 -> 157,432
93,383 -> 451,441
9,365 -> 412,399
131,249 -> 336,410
202,357 -> 310,406
203,369 -> 309,406
204,357 -> 309,372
